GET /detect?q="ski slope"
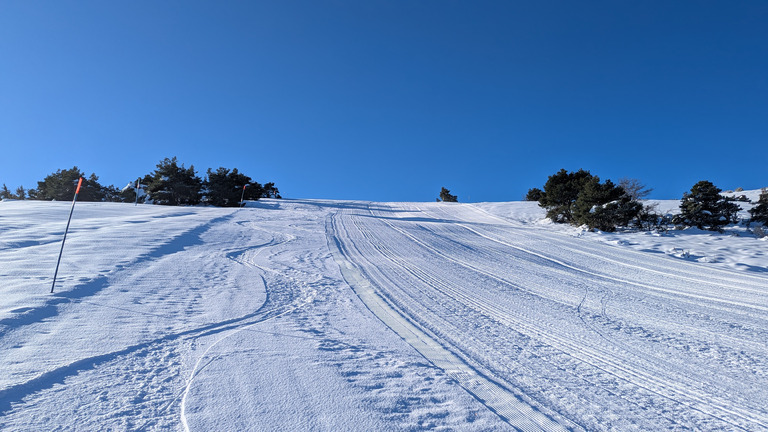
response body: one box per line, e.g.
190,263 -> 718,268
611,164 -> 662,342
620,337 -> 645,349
1,198 -> 767,431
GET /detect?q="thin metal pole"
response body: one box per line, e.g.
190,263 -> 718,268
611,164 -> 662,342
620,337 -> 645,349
51,177 -> 82,293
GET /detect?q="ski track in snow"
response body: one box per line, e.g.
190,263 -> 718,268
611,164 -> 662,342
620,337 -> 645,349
326,212 -> 572,431
326,201 -> 768,431
179,230 -> 318,432
1,199 -> 767,431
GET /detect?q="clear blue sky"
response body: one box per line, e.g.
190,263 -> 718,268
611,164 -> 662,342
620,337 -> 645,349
1,1 -> 766,202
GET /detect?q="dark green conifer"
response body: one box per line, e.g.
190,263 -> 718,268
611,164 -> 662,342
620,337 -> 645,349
676,180 -> 740,231
525,188 -> 543,201
145,157 -> 202,206
34,167 -> 107,202
439,187 -> 458,202
749,189 -> 768,224
538,169 -> 594,223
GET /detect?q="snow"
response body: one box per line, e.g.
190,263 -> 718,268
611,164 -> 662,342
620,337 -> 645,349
475,192 -> 767,273
1,196 -> 767,430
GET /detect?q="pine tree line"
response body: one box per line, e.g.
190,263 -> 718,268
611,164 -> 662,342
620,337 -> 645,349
0,157 -> 280,207
4,163 -> 766,227
527,169 -> 768,232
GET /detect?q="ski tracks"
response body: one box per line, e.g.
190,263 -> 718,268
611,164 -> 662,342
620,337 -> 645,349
179,232 -> 320,431
0,211 -> 316,431
327,208 -> 577,431
328,202 -> 768,431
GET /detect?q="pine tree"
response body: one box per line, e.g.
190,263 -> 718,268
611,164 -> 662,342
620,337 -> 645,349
536,169 -> 643,231
676,180 -> 740,231
525,188 -> 543,201
100,184 -> 121,202
572,177 -> 621,231
204,167 -> 256,207
79,173 -> 109,202
261,182 -> 280,199
538,169 -> 594,223
571,177 -> 642,231
439,187 -> 458,202
205,167 -> 238,207
14,186 -> 26,200
34,167 -> 106,201
145,157 -> 202,206
749,189 -> 768,224
0,184 -> 11,200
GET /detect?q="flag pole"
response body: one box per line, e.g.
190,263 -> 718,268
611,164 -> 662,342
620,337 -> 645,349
51,177 -> 83,293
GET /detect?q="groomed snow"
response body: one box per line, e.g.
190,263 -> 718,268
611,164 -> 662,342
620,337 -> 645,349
1,197 -> 767,430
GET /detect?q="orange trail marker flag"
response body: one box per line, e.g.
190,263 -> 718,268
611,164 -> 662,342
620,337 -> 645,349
51,177 -> 83,293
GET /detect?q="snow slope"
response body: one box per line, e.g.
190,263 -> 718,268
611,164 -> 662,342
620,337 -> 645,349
476,193 -> 767,273
1,198 -> 767,430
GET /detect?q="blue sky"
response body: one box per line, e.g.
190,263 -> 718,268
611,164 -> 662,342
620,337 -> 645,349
1,1 -> 766,202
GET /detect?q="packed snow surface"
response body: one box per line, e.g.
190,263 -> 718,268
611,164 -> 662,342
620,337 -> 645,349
1,198 -> 767,431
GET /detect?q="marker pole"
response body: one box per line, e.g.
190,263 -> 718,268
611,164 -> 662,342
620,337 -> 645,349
239,184 -> 247,208
51,177 -> 83,293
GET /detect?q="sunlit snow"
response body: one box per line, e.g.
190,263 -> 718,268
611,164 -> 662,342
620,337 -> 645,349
1,196 -> 766,430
